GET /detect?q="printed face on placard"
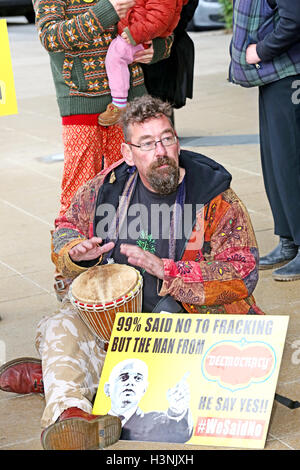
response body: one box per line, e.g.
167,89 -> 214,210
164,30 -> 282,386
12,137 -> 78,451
106,360 -> 148,415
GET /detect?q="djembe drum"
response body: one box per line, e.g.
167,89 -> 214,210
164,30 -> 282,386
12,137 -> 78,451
69,264 -> 143,343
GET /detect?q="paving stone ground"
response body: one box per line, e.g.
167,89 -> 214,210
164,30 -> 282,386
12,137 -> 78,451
0,20 -> 299,452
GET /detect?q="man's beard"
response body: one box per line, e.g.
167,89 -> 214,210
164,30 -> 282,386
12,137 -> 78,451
146,156 -> 180,195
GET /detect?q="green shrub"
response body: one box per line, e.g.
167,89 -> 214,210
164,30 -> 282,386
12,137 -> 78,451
218,0 -> 233,31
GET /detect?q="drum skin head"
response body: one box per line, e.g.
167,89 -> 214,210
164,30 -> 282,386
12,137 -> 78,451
71,264 -> 139,304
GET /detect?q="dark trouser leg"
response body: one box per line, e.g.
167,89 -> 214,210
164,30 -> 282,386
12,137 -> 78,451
259,75 -> 300,245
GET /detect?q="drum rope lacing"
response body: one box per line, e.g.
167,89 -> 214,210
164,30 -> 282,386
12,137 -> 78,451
69,269 -> 143,342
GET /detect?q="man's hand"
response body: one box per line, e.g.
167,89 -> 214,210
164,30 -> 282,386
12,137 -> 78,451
109,0 -> 135,19
69,237 -> 115,262
166,372 -> 191,417
246,43 -> 261,65
133,40 -> 154,64
120,244 -> 164,279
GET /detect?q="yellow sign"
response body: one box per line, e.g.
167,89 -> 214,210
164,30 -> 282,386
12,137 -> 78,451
93,313 -> 289,449
0,19 -> 18,117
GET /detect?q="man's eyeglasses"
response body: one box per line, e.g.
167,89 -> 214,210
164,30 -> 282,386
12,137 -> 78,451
126,132 -> 177,152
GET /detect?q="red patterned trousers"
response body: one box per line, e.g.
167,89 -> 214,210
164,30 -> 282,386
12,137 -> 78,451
60,114 -> 124,216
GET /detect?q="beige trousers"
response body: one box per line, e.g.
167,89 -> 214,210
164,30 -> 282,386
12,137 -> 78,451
35,301 -> 106,428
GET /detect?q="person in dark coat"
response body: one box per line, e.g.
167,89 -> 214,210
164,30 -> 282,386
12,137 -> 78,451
244,0 -> 300,281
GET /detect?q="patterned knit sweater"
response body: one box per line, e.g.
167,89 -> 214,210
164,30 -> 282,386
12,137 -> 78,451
32,0 -> 173,116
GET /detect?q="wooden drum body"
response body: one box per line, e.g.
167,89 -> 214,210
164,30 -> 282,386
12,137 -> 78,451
69,264 -> 143,342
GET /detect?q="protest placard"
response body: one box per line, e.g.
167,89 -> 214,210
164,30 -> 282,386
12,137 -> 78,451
93,313 -> 289,449
0,19 -> 18,117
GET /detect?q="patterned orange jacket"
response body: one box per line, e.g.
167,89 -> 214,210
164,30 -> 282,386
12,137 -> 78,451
52,151 -> 264,316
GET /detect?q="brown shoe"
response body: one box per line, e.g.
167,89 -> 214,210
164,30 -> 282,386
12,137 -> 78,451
98,103 -> 124,127
41,407 -> 122,450
0,357 -> 43,394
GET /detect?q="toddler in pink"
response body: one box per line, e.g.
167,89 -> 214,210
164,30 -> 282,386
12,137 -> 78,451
98,0 -> 187,127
